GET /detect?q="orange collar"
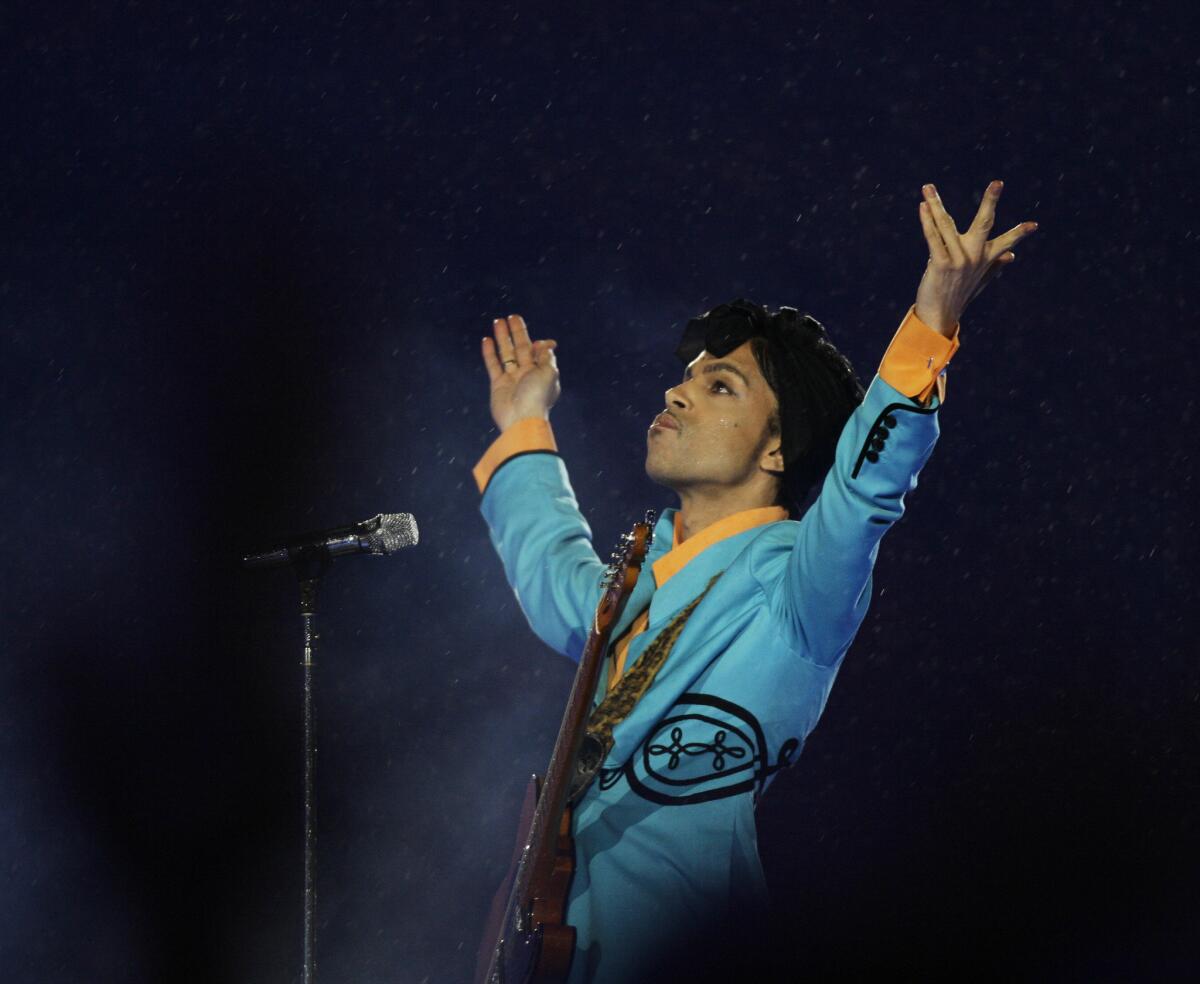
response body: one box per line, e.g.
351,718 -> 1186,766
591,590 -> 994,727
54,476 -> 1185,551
652,505 -> 789,587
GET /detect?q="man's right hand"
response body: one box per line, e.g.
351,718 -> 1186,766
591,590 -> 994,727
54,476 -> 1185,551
481,314 -> 561,432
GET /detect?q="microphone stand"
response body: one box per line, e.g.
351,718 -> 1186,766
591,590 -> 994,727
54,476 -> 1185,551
243,510 -> 417,983
291,543 -> 331,984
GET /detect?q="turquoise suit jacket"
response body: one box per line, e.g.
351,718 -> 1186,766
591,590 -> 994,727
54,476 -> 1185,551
473,305 -> 959,983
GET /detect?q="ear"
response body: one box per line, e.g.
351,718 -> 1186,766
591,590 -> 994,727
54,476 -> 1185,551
759,438 -> 785,478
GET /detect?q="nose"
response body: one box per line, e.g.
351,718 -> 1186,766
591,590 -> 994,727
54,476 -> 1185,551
664,382 -> 689,410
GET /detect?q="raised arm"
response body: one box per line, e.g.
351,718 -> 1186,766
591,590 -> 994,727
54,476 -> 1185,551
757,311 -> 952,665
473,315 -> 606,662
759,179 -> 1038,665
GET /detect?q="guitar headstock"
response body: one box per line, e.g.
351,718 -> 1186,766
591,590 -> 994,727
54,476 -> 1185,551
596,510 -> 656,630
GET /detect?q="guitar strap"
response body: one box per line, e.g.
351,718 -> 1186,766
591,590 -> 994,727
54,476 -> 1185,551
567,570 -> 724,806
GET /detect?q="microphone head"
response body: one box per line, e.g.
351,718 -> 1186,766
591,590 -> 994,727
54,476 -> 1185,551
363,512 -> 419,555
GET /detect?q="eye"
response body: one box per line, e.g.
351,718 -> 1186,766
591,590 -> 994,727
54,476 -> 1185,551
710,379 -> 731,393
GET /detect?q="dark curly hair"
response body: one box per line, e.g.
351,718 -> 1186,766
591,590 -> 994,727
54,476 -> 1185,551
677,299 -> 866,517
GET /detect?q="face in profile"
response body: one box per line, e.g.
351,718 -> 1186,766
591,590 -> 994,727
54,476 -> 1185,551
645,339 -> 783,496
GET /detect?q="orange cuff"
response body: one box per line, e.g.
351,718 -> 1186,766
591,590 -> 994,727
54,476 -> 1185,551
878,305 -> 961,405
472,417 -> 558,494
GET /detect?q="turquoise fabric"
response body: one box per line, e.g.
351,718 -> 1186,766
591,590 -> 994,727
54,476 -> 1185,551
478,371 -> 944,983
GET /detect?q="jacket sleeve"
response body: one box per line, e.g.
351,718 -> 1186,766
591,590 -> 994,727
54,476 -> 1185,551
755,305 -> 960,667
472,418 -> 606,663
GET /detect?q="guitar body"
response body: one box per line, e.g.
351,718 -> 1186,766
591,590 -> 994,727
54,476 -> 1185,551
476,513 -> 655,984
475,776 -> 577,984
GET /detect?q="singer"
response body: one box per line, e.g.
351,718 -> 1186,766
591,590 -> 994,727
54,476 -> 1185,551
471,182 -> 1037,982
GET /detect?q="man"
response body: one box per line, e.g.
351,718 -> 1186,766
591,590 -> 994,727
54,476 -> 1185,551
472,182 -> 1037,983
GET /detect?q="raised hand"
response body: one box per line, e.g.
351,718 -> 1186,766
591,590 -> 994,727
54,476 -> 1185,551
914,180 -> 1039,337
481,314 -> 561,432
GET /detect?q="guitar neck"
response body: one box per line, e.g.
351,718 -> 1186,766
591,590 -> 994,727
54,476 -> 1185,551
517,519 -> 652,898
526,628 -> 611,879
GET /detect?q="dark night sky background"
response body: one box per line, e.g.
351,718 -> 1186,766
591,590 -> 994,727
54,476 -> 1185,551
2,2 -> 1196,982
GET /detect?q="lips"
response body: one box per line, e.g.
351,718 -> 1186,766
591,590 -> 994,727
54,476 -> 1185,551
651,411 -> 679,431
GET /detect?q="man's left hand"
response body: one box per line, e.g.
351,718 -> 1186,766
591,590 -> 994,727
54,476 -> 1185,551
914,180 -> 1039,338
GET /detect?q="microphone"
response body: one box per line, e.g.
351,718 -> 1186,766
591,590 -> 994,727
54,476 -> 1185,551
242,512 -> 419,570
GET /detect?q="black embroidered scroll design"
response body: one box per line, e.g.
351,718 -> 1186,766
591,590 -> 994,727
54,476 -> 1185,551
647,725 -> 748,772
604,693 -> 805,807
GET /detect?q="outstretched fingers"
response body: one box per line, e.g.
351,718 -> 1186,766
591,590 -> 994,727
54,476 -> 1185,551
966,180 -> 1002,245
919,199 -> 951,266
507,313 -> 535,367
492,317 -> 519,372
922,184 -> 966,264
481,335 -> 504,382
986,220 -> 1039,263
